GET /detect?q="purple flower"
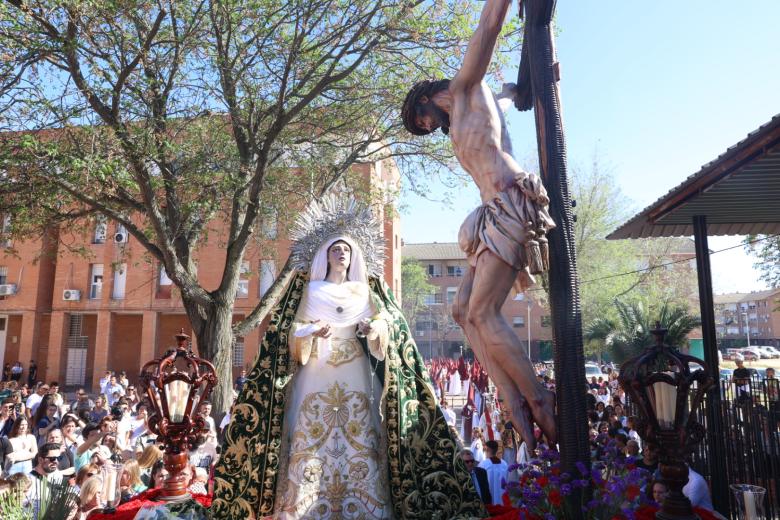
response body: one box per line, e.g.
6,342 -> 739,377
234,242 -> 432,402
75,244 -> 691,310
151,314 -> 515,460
560,483 -> 572,496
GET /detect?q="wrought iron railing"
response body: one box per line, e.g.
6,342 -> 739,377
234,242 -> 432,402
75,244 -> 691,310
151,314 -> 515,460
626,376 -> 779,519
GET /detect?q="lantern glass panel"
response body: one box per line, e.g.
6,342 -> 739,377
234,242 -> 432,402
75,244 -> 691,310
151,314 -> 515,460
166,379 -> 191,423
102,461 -> 122,507
647,377 -> 677,429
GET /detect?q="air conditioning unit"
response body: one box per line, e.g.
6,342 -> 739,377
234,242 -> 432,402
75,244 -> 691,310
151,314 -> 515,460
0,284 -> 17,296
63,289 -> 81,301
114,232 -> 127,243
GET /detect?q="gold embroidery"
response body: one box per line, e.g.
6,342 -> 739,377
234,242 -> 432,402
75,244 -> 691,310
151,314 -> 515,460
327,338 -> 362,367
276,381 -> 390,519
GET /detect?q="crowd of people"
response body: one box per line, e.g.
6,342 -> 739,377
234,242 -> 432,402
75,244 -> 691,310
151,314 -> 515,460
0,357 -> 725,517
445,360 -> 717,513
0,368 -> 228,518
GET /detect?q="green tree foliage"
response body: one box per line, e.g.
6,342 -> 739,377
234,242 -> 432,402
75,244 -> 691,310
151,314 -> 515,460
0,0 -> 492,413
584,300 -> 701,363
745,234 -> 780,289
571,155 -> 699,359
400,256 -> 435,332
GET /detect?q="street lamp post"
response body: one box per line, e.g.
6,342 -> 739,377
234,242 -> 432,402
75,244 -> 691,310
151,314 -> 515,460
742,311 -> 751,347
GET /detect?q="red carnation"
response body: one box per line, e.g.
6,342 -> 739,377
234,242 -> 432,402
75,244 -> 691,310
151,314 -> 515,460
626,484 -> 640,501
537,476 -> 549,488
548,489 -> 562,507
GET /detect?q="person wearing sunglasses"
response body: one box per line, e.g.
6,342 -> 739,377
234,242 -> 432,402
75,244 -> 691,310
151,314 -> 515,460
30,442 -> 63,481
459,449 -> 491,505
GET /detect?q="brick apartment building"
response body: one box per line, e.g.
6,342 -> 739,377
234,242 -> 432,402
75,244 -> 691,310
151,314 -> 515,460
402,237 -> 703,361
714,288 -> 780,348
0,161 -> 401,391
402,242 -> 554,361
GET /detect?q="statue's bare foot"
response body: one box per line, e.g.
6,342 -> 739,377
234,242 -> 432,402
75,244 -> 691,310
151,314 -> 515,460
528,388 -> 557,447
506,394 -> 536,453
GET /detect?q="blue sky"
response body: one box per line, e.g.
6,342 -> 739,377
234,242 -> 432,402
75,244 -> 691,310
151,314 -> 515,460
399,0 -> 780,294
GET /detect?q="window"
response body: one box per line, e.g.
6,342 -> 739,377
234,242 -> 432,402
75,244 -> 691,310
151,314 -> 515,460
0,266 -> 7,285
89,264 -> 104,299
262,210 -> 278,239
513,316 -> 525,328
447,266 -> 464,277
93,218 -> 107,244
112,263 -> 127,299
427,264 -> 435,276
237,262 -> 250,299
157,265 -> 173,299
259,259 -> 276,297
446,287 -> 457,305
416,320 -> 438,333
541,315 -> 551,327
0,215 -> 11,248
233,339 -> 245,367
424,292 -> 443,305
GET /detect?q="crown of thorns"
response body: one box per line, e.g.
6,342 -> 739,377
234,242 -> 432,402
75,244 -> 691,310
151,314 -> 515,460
289,195 -> 385,277
401,79 -> 450,136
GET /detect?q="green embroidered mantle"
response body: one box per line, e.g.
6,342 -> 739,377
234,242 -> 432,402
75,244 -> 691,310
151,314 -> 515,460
212,273 -> 485,519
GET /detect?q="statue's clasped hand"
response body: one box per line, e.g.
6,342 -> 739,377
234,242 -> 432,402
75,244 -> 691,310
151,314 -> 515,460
312,320 -> 332,338
356,318 -> 374,338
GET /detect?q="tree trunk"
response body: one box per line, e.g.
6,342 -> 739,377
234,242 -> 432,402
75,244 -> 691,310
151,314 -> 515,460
196,303 -> 236,417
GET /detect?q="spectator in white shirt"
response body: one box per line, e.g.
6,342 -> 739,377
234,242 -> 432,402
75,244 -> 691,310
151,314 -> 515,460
477,440 -> 508,506
198,401 -> 217,437
683,466 -> 714,511
440,399 -> 457,428
99,371 -> 113,395
25,383 -> 48,416
105,376 -> 125,406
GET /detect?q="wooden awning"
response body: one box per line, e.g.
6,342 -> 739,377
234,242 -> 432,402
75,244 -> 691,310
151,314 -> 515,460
607,114 -> 780,239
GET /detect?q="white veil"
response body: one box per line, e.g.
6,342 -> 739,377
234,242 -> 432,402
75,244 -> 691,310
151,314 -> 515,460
308,235 -> 368,284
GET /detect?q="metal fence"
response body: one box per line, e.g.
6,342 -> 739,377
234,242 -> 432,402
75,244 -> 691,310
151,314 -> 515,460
627,376 -> 779,519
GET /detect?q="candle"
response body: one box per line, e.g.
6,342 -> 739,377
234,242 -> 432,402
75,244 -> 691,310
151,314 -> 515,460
103,467 -> 117,506
166,380 -> 190,422
652,377 -> 677,428
744,489 -> 757,520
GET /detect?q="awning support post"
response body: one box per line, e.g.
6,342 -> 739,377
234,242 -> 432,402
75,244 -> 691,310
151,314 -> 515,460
692,215 -> 730,516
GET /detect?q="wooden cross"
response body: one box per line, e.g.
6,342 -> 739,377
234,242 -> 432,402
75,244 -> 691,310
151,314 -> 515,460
515,1 -> 591,515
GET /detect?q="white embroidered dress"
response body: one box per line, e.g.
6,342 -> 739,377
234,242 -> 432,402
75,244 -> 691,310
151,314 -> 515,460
274,280 -> 393,520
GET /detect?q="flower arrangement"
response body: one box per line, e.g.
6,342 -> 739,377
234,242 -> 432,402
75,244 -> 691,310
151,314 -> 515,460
503,439 -> 654,520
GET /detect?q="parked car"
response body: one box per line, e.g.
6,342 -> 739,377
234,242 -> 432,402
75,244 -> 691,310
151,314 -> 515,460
725,348 -> 742,360
763,346 -> 780,357
755,346 -> 780,359
736,349 -> 760,361
742,347 -> 769,360
585,363 -> 607,380
719,368 -> 733,381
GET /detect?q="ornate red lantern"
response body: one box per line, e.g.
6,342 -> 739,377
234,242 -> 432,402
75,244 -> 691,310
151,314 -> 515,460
619,323 -> 714,520
139,329 -> 217,501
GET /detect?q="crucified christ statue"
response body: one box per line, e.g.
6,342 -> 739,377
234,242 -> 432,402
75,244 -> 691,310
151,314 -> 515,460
402,0 -> 556,448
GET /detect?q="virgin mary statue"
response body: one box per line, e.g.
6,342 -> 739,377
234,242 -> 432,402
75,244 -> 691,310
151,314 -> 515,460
212,197 -> 484,520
